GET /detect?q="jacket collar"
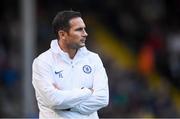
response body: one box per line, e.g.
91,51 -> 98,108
50,39 -> 88,57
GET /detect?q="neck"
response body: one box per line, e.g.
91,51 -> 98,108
58,40 -> 77,59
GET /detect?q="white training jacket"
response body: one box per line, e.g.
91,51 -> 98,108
32,40 -> 109,119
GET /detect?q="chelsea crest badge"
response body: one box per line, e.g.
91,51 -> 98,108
83,65 -> 92,74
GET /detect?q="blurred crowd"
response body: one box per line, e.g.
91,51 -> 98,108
0,0 -> 180,117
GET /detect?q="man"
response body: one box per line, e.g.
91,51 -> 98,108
32,10 -> 109,119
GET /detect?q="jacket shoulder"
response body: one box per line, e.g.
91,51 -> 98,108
86,50 -> 98,57
33,49 -> 53,64
86,50 -> 102,62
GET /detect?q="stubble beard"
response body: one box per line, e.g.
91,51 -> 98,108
68,42 -> 85,51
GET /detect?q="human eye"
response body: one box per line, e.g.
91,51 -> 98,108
75,27 -> 83,31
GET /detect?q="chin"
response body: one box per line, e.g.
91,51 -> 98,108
75,45 -> 84,49
79,46 -> 85,49
80,43 -> 85,47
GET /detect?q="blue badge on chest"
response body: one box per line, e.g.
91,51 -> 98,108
83,65 -> 92,74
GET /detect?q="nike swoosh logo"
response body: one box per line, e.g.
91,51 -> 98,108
55,71 -> 60,74
55,70 -> 63,74
54,70 -> 63,78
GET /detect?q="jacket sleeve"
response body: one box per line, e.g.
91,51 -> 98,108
32,58 -> 92,110
70,55 -> 109,115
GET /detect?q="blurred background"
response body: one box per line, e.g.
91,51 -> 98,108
0,0 -> 180,118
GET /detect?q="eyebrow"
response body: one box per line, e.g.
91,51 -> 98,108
75,27 -> 85,31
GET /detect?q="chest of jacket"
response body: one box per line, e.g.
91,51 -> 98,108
52,57 -> 95,90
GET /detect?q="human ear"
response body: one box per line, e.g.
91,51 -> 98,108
58,30 -> 66,40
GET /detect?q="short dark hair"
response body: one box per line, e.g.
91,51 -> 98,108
52,10 -> 82,39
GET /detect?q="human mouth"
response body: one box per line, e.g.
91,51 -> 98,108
80,39 -> 86,43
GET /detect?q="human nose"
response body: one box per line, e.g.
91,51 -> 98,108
83,29 -> 88,37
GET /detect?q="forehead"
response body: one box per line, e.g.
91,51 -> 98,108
69,17 -> 86,29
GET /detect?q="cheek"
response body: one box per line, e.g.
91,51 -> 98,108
67,32 -> 81,43
71,34 -> 81,41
